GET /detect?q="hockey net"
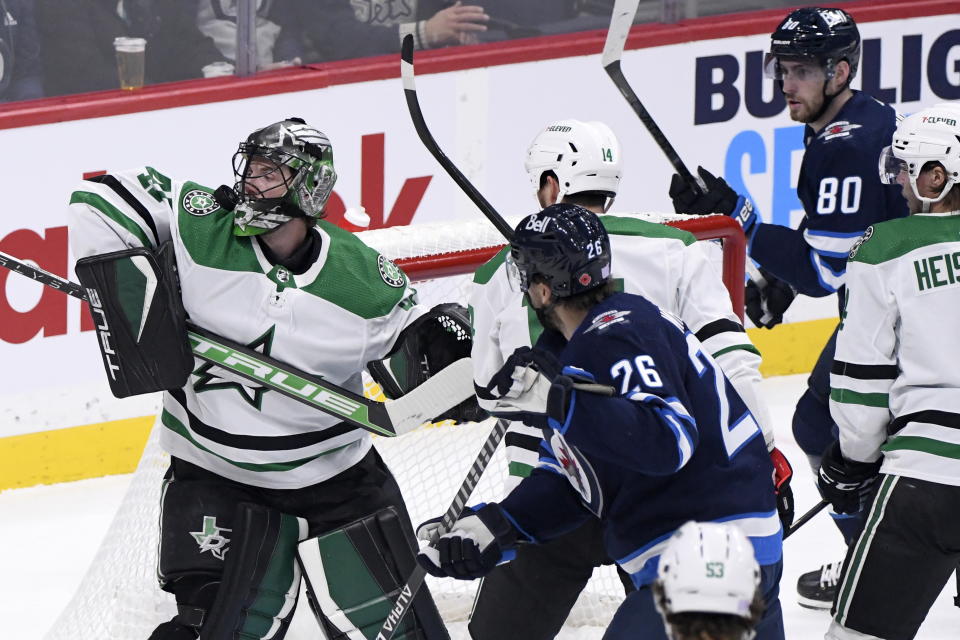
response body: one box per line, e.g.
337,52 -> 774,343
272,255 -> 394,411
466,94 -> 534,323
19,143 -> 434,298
44,212 -> 744,640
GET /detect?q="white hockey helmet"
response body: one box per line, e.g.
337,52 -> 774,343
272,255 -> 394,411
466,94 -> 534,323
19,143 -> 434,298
879,103 -> 960,207
656,521 -> 760,621
524,119 -> 622,205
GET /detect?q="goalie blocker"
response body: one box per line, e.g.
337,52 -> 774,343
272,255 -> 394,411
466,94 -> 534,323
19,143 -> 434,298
75,244 -> 193,398
368,302 -> 485,423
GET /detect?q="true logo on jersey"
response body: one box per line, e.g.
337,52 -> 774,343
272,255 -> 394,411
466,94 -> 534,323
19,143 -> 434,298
819,121 -> 862,141
847,225 -> 874,260
549,431 -> 603,516
190,515 -> 232,560
378,255 -> 406,288
183,190 -> 220,216
584,309 -> 631,333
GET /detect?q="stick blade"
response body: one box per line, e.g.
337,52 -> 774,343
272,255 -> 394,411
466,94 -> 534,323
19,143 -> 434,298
601,0 -> 641,68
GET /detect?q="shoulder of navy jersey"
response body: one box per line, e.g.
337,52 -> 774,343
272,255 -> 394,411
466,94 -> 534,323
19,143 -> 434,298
805,91 -> 898,153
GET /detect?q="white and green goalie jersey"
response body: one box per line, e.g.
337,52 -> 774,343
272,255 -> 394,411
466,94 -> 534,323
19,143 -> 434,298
831,212 -> 960,486
68,168 -> 423,489
470,214 -> 772,486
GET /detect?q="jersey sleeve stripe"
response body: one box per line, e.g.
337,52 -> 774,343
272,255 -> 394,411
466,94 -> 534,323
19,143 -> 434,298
87,174 -> 161,246
829,387 -> 889,408
888,410 -> 960,435
70,191 -> 154,248
804,229 -> 864,257
831,360 -> 898,380
505,431 -> 542,452
809,250 -> 844,292
710,343 -> 761,358
694,318 -> 746,342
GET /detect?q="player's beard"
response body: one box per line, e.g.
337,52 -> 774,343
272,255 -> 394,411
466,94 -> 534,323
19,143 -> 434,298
786,92 -> 823,123
533,300 -> 563,334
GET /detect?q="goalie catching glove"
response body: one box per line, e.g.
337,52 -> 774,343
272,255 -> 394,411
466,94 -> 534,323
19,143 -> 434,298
416,503 -> 520,580
368,302 -> 484,423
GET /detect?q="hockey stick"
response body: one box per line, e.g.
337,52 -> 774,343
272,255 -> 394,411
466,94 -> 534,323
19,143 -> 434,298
0,250 -> 473,437
400,34 -> 514,241
376,381 -> 616,640
376,416 -> 510,640
600,0 -> 770,295
783,499 -> 829,540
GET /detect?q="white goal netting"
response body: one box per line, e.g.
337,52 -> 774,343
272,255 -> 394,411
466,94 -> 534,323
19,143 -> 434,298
44,213 -> 742,640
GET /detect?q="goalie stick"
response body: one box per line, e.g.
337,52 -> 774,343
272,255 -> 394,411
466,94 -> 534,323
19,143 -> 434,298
0,250 -> 472,437
601,0 -> 771,299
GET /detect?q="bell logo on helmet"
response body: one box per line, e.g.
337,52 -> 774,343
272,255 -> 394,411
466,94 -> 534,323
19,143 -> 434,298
820,9 -> 849,28
182,190 -> 220,216
524,214 -> 553,232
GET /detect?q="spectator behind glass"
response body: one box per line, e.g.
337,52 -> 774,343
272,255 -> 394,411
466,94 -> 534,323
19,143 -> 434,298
35,0 -> 125,95
35,0 -> 231,98
273,0 -> 489,65
196,0 -> 301,74
124,0 -> 229,82
0,0 -> 43,102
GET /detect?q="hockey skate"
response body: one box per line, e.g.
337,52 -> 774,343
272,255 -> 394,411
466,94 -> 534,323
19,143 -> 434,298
797,560 -> 844,610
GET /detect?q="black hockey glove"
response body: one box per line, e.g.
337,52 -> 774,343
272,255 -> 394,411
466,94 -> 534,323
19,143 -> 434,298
417,503 -> 519,580
745,268 -> 797,329
817,441 -> 882,515
770,447 -> 795,530
669,166 -> 757,233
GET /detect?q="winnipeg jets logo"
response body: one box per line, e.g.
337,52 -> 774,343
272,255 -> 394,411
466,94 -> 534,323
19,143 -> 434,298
548,432 -> 603,516
585,309 -> 631,333
819,121 -> 862,141
190,516 -> 232,560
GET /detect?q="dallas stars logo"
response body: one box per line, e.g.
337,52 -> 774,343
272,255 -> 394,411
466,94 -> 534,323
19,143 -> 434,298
182,189 -> 220,216
190,516 -> 232,560
193,327 -> 275,409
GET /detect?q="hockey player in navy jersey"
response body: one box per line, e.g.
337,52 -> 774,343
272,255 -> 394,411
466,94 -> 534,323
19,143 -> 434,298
416,203 -> 785,640
667,7 -> 908,608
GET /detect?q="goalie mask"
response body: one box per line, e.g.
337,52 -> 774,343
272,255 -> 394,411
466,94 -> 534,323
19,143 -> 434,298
230,117 -> 338,236
655,521 -> 761,640
506,203 -> 611,299
524,120 -> 622,211
879,103 -> 960,209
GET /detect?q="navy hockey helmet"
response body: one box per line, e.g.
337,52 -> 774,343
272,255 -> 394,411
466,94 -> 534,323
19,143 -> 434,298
506,203 -> 611,299
230,117 -> 338,236
764,7 -> 861,83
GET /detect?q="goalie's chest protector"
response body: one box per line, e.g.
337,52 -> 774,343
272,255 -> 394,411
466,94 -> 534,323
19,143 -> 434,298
160,182 -> 415,489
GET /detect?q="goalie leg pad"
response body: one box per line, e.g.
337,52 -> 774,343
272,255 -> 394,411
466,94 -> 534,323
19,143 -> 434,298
298,507 -> 449,640
198,502 -> 307,640
368,302 -> 484,423
75,242 -> 193,397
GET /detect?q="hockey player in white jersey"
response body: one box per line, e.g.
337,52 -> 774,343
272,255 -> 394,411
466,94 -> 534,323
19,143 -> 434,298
820,103 -> 960,640
654,522 -> 764,640
467,119 -> 791,640
67,118 -> 464,640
